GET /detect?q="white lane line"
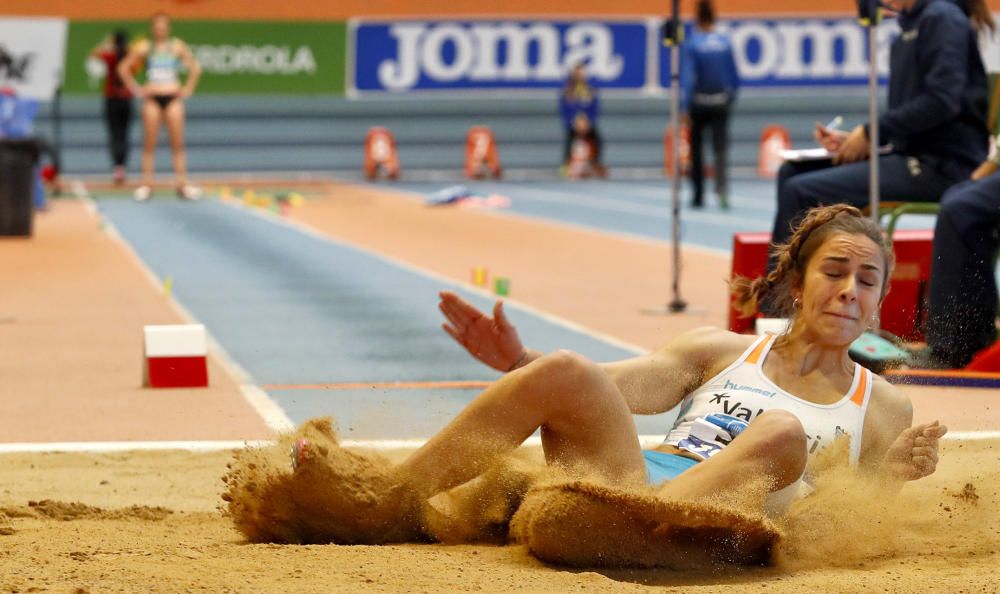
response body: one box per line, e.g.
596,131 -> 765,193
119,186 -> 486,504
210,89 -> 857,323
224,199 -> 649,357
1,431 -> 995,454
943,431 -> 1000,441
83,194 -> 295,434
0,441 -> 273,454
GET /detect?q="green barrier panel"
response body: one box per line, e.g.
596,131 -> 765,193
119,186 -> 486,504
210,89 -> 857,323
64,20 -> 346,94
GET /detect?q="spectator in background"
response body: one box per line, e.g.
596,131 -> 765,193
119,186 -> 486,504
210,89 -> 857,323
768,0 -> 994,271
118,12 -> 202,201
681,0 -> 740,209
560,63 -> 606,177
911,103 -> 1000,368
90,30 -> 133,186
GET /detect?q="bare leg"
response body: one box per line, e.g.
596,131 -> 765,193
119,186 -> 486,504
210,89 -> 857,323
401,350 -> 647,498
140,99 -> 162,187
657,410 -> 807,508
164,99 -> 188,187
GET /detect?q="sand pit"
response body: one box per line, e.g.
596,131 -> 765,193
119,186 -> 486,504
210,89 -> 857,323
2,435 -> 994,591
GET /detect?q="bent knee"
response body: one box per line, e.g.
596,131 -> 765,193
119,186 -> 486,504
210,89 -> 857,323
527,350 -> 613,408
532,350 -> 600,386
752,410 -> 807,458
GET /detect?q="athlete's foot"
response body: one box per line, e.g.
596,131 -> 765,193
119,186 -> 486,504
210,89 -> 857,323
717,193 -> 730,210
113,167 -> 126,186
290,438 -> 328,471
286,419 -> 425,544
133,185 -> 152,202
177,184 -> 202,201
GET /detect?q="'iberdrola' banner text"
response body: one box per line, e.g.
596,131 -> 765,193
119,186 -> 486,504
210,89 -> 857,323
63,21 -> 346,94
351,20 -> 648,92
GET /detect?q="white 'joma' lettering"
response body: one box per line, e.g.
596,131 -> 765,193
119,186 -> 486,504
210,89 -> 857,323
718,19 -> 897,80
377,22 -> 624,91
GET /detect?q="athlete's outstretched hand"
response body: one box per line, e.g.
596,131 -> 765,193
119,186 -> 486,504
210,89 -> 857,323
438,290 -> 525,372
883,420 -> 948,481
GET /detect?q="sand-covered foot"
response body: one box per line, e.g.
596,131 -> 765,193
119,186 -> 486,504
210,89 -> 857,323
223,417 -> 425,545
222,439 -> 304,544
511,480 -> 780,569
284,418 -> 425,544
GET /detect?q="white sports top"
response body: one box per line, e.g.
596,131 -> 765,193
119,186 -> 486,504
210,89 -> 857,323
664,334 -> 873,465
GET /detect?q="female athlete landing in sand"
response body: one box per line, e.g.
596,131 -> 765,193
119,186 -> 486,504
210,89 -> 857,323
282,204 -> 946,544
118,12 -> 201,202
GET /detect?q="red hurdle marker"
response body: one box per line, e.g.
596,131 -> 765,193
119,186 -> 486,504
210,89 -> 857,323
757,125 -> 791,178
143,324 -> 209,388
364,127 -> 401,181
465,125 -> 502,179
663,124 -> 692,177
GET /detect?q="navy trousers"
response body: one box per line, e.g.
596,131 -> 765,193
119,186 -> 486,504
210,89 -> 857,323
689,102 -> 731,206
926,174 -> 1000,367
770,154 -> 960,249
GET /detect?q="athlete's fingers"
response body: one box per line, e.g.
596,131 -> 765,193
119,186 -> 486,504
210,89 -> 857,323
448,295 -> 485,324
924,423 -> 948,439
438,308 -> 467,336
897,424 -> 923,443
493,300 -> 513,331
439,290 -> 472,317
441,323 -> 464,345
911,456 -> 936,475
439,298 -> 479,329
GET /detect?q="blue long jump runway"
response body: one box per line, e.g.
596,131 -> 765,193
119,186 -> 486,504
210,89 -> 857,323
95,197 -> 678,440
384,176 -> 938,252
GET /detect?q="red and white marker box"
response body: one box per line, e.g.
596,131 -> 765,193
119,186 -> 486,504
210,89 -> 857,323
143,324 -> 209,388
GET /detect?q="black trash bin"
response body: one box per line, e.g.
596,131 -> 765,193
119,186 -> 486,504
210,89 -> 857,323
0,139 -> 40,237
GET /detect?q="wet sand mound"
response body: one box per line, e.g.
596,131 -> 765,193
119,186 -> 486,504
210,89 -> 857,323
0,501 -> 172,522
511,480 -> 780,569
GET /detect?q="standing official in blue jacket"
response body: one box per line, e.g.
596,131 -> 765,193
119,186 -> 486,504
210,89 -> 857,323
681,0 -> 740,209
768,0 -> 993,260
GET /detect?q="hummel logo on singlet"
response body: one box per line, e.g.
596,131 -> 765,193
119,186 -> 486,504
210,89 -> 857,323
722,379 -> 777,398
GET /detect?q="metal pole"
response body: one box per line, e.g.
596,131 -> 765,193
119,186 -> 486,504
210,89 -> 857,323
666,0 -> 687,312
866,11 -> 880,224
53,85 -> 63,169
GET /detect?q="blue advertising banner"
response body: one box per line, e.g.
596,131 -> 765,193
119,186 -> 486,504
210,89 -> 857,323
658,18 -> 898,88
351,20 -> 649,93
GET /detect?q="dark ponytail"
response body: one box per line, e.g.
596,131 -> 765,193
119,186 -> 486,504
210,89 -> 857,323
113,30 -> 129,61
696,0 -> 716,26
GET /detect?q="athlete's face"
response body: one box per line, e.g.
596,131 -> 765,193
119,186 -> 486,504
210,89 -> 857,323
152,15 -> 171,40
794,232 -> 885,347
